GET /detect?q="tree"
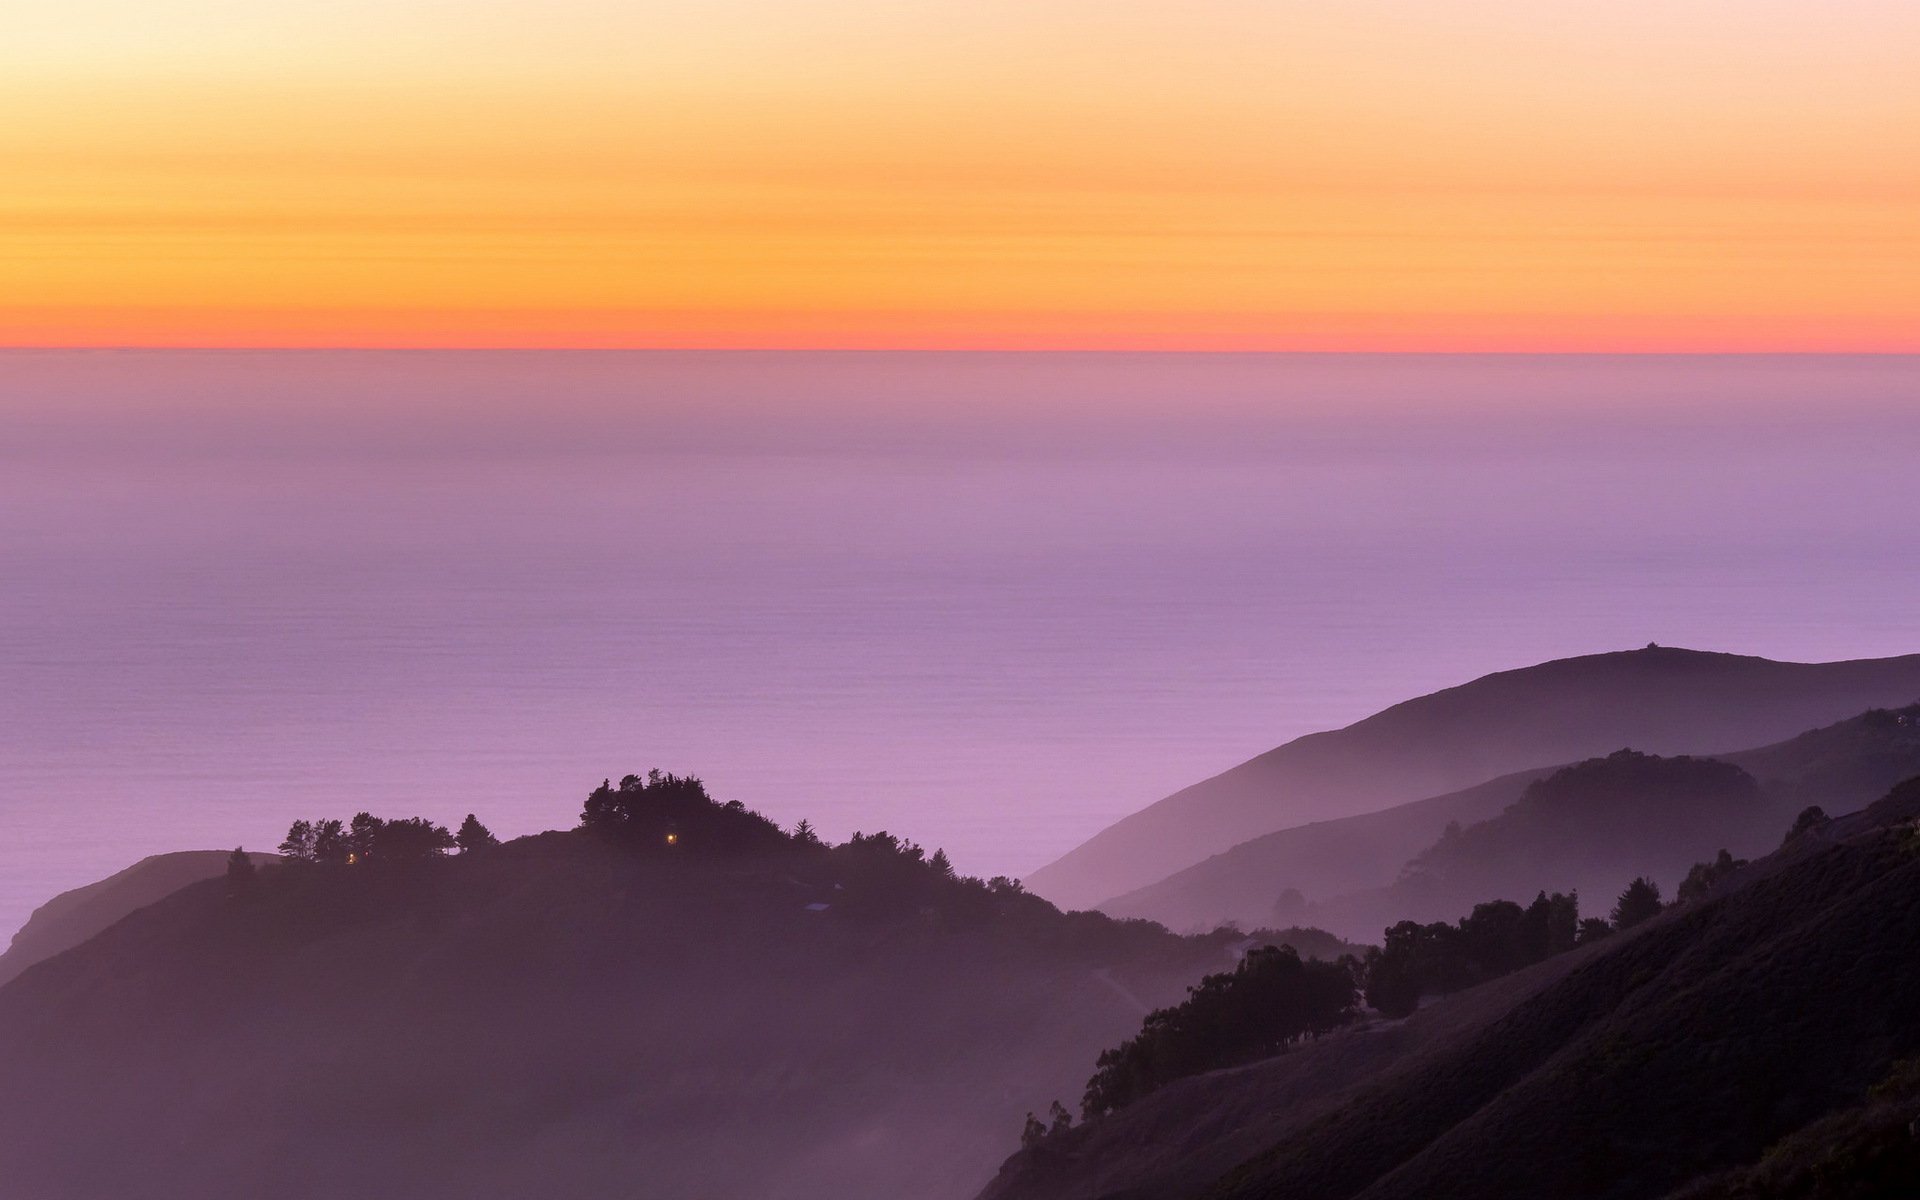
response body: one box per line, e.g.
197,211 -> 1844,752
371,817 -> 457,862
225,847 -> 256,892
581,771 -> 790,855
1047,1100 -> 1073,1136
1785,805 -> 1831,843
349,812 -> 382,863
929,848 -> 954,877
1678,849 -> 1748,904
312,818 -> 348,865
793,818 -> 820,846
455,814 -> 499,855
1576,917 -> 1613,945
279,821 -> 315,862
1019,1112 -> 1047,1150
1084,945 -> 1358,1116
1611,877 -> 1664,930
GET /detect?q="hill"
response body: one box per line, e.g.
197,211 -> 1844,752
0,849 -> 278,988
1097,768 -> 1549,932
1309,750 -> 1771,939
1026,647 -> 1920,911
0,778 -> 1229,1200
979,779 -> 1920,1200
1105,702 -> 1920,937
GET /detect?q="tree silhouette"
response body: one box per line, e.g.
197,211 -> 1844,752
1785,805 -> 1831,842
349,812 -> 381,863
1576,917 -> 1614,945
1678,849 -> 1748,904
1019,1112 -> 1046,1150
929,848 -> 954,877
370,817 -> 457,862
279,821 -> 315,862
581,771 -> 790,855
225,847 -> 255,893
312,818 -> 348,865
1083,944 -> 1359,1116
1048,1100 -> 1073,1136
1611,877 -> 1664,930
455,814 -> 500,855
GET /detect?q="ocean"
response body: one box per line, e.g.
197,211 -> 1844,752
4,350 -> 1918,943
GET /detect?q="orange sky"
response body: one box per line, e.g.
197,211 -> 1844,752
5,1 -> 1918,350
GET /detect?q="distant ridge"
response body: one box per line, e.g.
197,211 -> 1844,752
1026,647 -> 1920,910
982,777 -> 1920,1200
1105,702 -> 1920,936
0,850 -> 277,988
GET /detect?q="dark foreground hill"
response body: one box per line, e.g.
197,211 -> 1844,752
0,849 -> 278,988
979,780 -> 1920,1200
1110,703 -> 1920,938
0,783 -> 1235,1200
1027,647 -> 1920,911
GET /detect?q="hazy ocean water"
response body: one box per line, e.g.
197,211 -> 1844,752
4,350 -> 1919,944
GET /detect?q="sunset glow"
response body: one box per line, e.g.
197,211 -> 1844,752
6,1 -> 1918,350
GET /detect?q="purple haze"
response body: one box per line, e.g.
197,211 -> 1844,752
3,350 -> 1919,942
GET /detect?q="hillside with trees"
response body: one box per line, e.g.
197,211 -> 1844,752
979,778 -> 1920,1200
0,774 -> 1235,1200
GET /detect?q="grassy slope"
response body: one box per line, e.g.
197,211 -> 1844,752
982,781 -> 1920,1200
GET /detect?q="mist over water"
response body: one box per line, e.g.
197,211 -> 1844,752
4,350 -> 1918,942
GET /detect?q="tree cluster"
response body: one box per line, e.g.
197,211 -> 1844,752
279,811 -> 484,865
1018,1101 -> 1075,1150
1363,890 -> 1593,1018
1081,944 -> 1359,1118
1676,849 -> 1748,904
580,771 -> 791,855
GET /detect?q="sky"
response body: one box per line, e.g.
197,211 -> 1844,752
3,1 -> 1918,350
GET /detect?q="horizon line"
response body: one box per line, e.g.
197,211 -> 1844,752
8,344 -> 1920,357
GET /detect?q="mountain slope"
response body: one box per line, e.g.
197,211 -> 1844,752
981,779 -> 1920,1200
1027,647 -> 1920,911
1097,768 -> 1549,932
0,850 -> 277,987
1105,701 -> 1920,937
0,803 -> 1226,1200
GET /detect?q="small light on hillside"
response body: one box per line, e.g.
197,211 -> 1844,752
665,833 -> 678,846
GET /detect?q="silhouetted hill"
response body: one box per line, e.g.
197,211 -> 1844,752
979,779 -> 1920,1200
1098,768 -> 1549,932
0,850 -> 278,987
0,787 -> 1227,1200
1107,702 -> 1920,938
1027,647 -> 1920,911
1322,750 -> 1771,936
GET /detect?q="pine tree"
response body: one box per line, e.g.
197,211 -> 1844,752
455,813 -> 500,855
225,847 -> 256,892
1610,877 -> 1664,930
929,847 -> 954,877
278,820 -> 315,862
